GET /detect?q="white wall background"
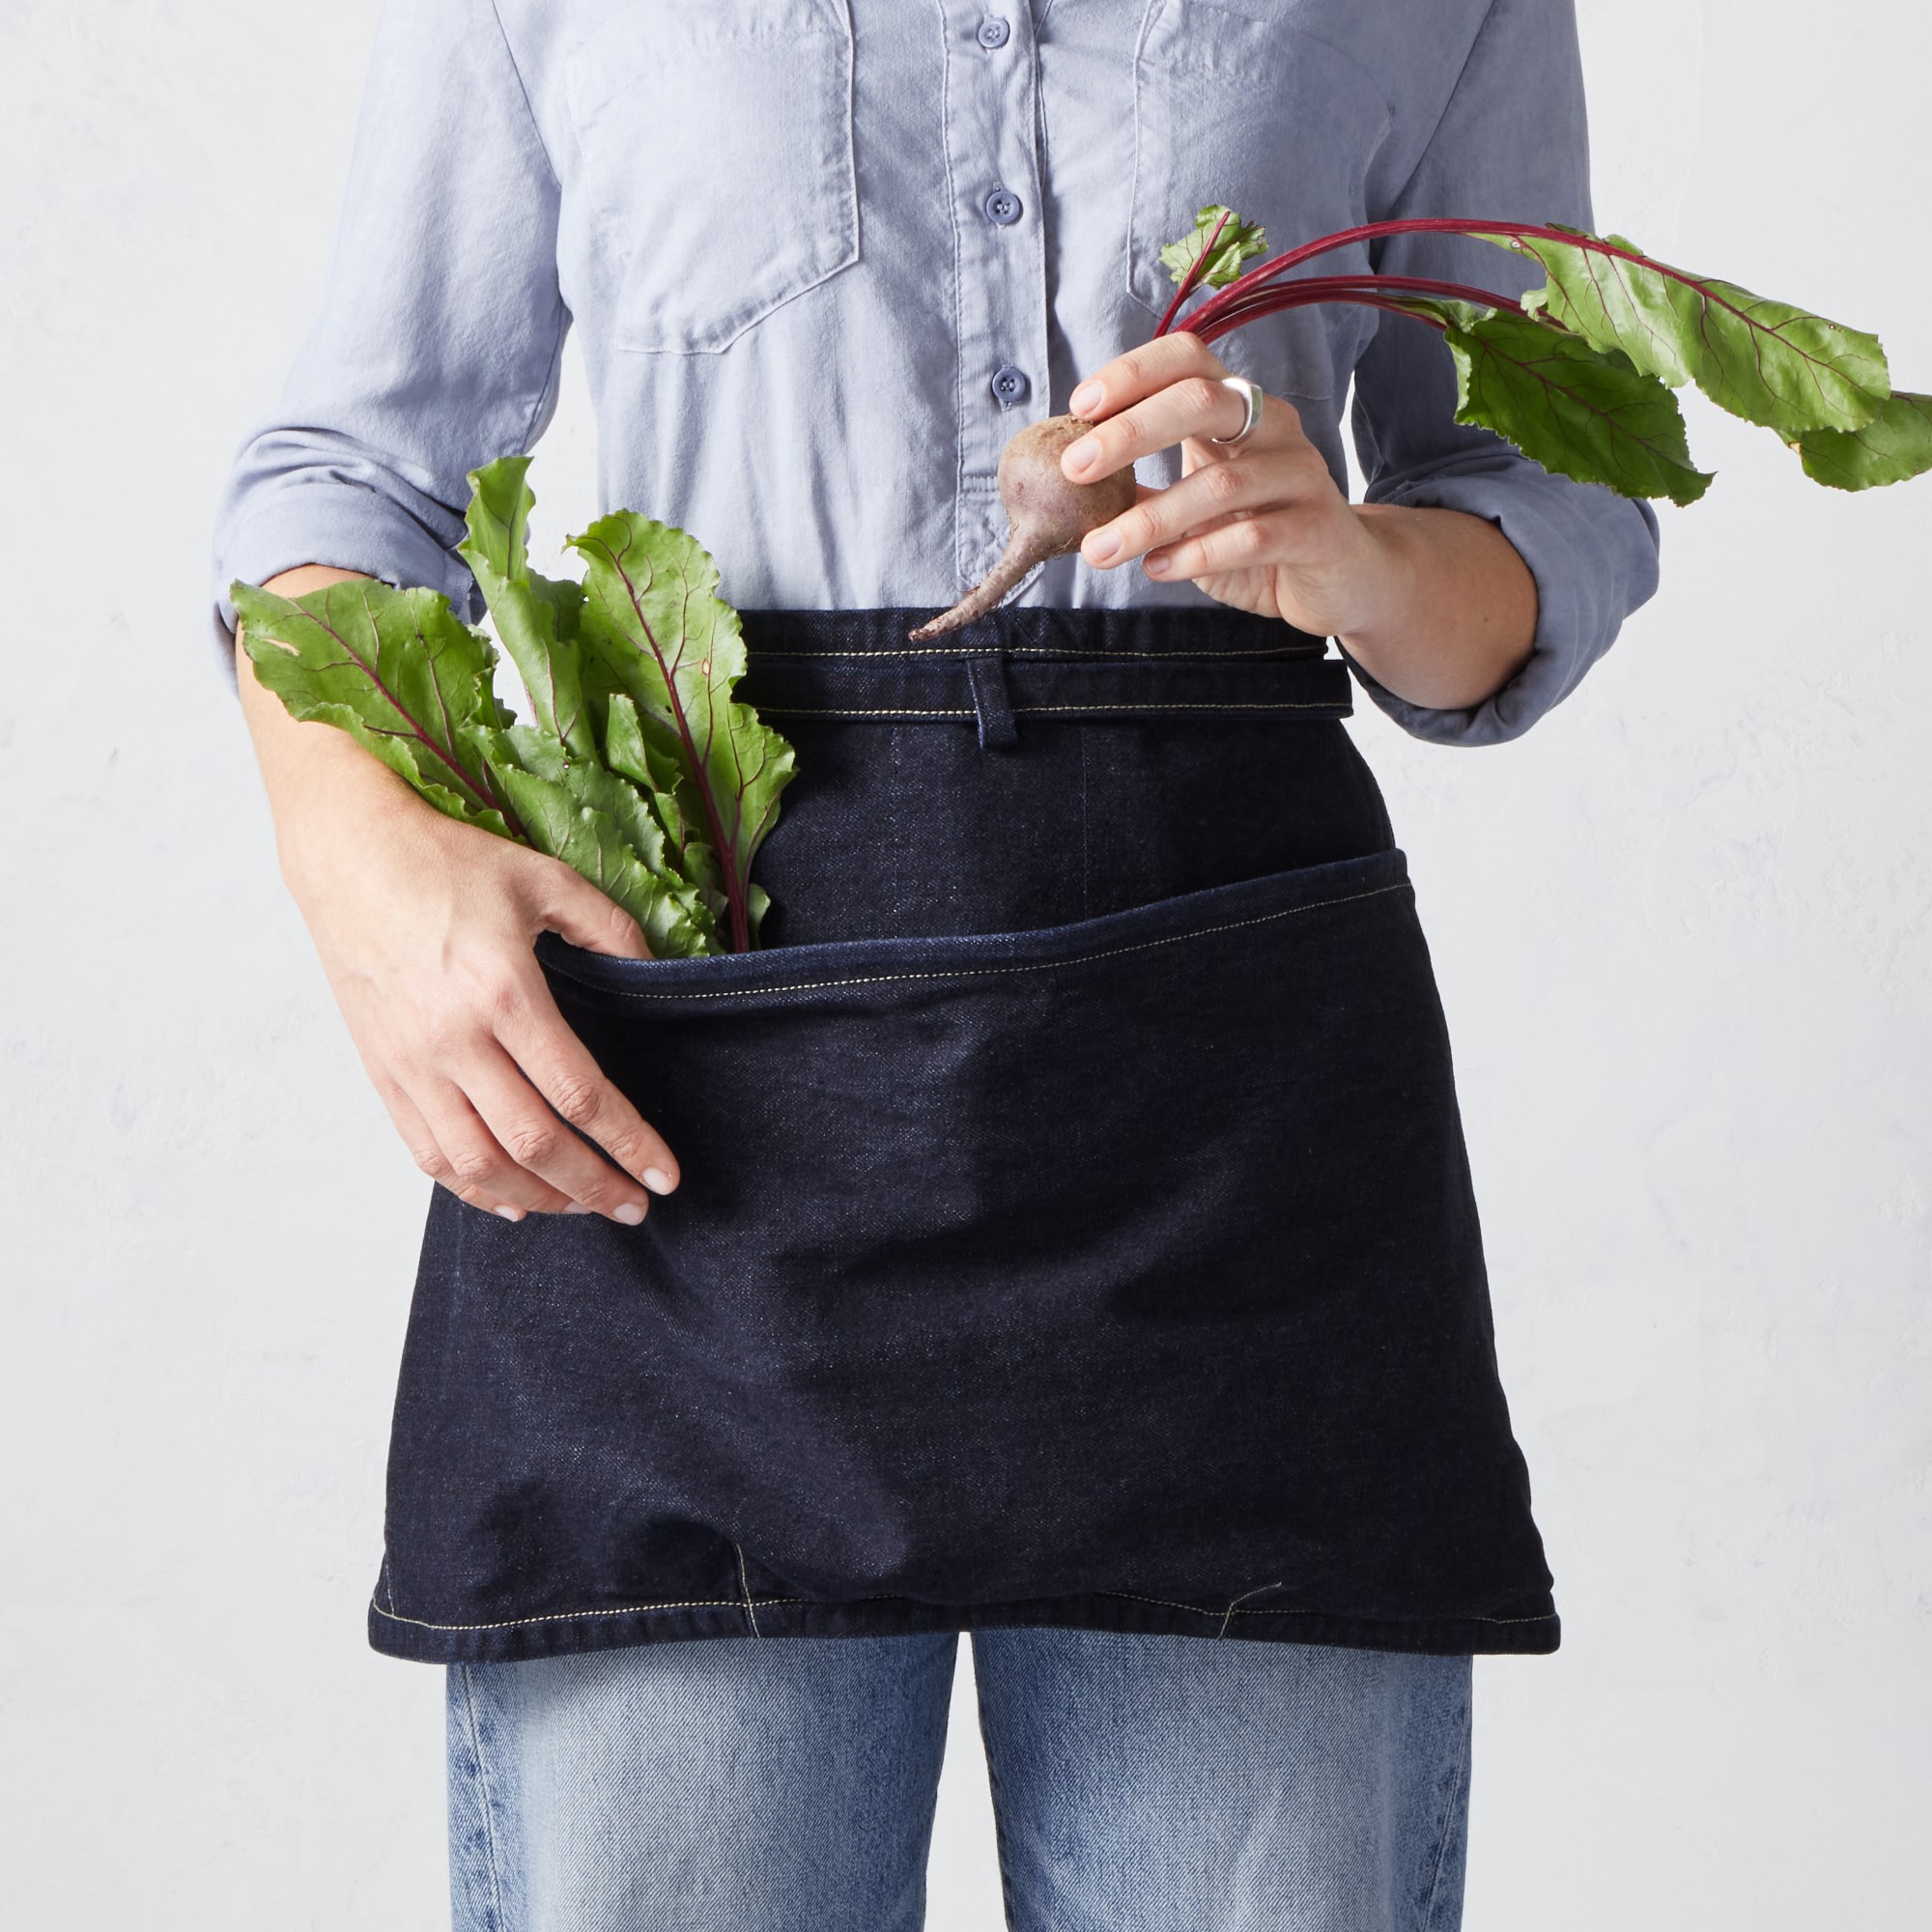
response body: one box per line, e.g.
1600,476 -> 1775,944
2,1 -> 1927,1923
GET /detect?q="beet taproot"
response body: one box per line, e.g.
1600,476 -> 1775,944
907,415 -> 1137,640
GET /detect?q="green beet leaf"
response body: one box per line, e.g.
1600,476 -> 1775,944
1161,205 -> 1267,291
604,694 -> 686,804
494,724 -> 720,956
457,456 -> 600,758
499,724 -> 670,878
1410,299 -> 1716,507
237,464 -> 798,954
570,515 -> 797,952
233,577 -> 521,838
604,692 -> 706,873
489,759 -> 708,955
458,458 -> 729,928
1481,227 -> 1890,437
1797,391 -> 1932,491
1159,208 -> 1267,294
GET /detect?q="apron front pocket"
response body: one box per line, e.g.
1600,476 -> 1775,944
380,844 -> 1551,1631
563,0 -> 858,353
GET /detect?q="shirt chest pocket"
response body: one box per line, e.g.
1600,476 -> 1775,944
564,0 -> 858,355
1128,1 -> 1392,399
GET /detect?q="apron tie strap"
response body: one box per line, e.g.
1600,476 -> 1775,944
733,608 -> 1351,726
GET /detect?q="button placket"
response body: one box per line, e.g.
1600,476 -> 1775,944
939,2 -> 1050,592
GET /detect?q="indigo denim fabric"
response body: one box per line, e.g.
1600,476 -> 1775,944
371,608 -> 1557,1664
208,0 -> 1660,748
447,1630 -> 1473,1931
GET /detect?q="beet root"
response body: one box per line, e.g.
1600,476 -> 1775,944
907,414 -> 1139,640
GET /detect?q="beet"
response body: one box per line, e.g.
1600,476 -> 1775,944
907,415 -> 1138,640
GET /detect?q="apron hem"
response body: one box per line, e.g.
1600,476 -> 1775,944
366,1589 -> 1559,1664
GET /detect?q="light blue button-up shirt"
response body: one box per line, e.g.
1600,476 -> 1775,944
210,0 -> 1661,746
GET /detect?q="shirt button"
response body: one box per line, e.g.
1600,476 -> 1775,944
983,187 -> 1024,227
977,17 -> 1011,48
991,364 -> 1031,405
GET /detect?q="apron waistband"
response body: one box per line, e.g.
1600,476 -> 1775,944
735,607 -> 1351,749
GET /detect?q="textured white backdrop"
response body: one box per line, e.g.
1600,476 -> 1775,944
2,2 -> 1927,1924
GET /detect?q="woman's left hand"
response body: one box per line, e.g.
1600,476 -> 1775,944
1062,331 -> 1408,640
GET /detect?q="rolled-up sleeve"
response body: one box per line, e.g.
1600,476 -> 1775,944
1345,0 -> 1661,747
208,0 -> 567,675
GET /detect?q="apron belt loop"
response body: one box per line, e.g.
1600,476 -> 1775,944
965,653 -> 1019,751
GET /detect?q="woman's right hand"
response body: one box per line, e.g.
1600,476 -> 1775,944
236,565 -> 678,1225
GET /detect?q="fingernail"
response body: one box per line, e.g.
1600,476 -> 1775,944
563,1201 -> 594,1215
493,1205 -> 526,1223
1064,436 -> 1097,473
642,1167 -> 675,1196
1143,553 -> 1168,576
1069,381 -> 1100,415
612,1202 -> 646,1226
1086,531 -> 1121,564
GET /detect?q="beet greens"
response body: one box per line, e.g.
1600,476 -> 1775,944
1156,204 -> 1932,500
913,205 -> 1931,639
235,457 -> 795,956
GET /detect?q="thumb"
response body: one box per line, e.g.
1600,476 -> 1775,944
530,861 -> 651,960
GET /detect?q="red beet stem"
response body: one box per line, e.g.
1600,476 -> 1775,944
1153,208 -> 1233,338
1187,273 -> 1509,344
1195,290 -> 1455,346
1171,217 -> 1699,345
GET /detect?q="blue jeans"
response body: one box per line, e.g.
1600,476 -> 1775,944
447,1631 -> 1472,1930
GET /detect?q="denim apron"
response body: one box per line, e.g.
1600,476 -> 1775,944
369,608 -> 1558,1663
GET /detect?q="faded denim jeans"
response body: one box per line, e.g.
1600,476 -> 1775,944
447,1629 -> 1472,1931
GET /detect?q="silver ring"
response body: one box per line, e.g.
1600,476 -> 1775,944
1208,375 -> 1264,446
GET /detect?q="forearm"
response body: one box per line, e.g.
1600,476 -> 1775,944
1337,504 -> 1538,714
234,565 -> 420,888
